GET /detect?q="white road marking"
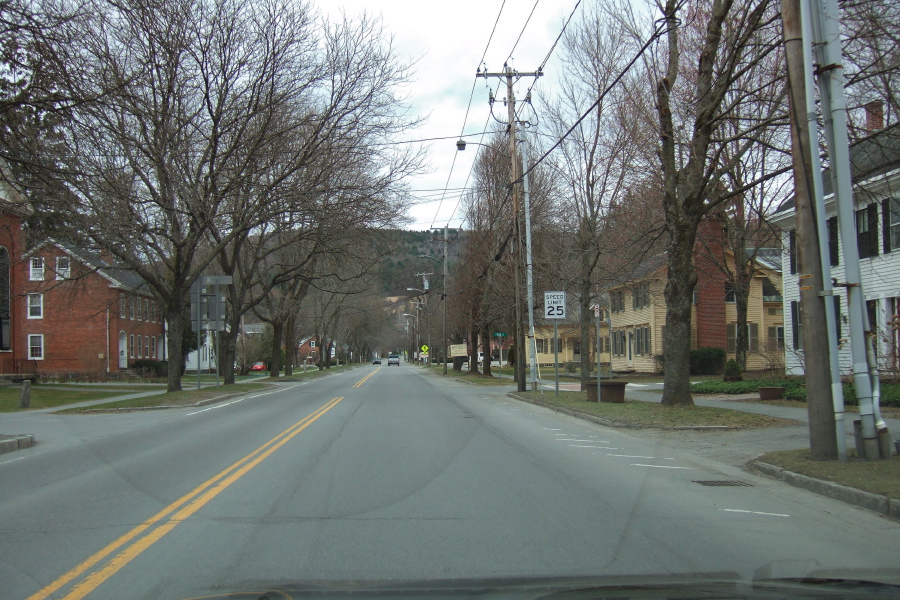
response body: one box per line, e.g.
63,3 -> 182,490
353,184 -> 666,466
631,463 -> 696,469
0,456 -> 27,466
187,398 -> 244,415
569,445 -> 619,449
542,428 -> 561,430
721,509 -> 790,518
556,439 -> 610,443
608,454 -> 677,460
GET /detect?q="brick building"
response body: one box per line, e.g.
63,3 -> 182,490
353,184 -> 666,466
0,196 -> 165,378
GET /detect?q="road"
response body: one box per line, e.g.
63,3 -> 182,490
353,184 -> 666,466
1,365 -> 898,599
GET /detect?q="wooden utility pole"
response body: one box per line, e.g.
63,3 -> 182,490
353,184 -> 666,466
782,0 -> 838,460
477,64 -> 542,392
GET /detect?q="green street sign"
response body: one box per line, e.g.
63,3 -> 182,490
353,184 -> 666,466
493,332 -> 507,337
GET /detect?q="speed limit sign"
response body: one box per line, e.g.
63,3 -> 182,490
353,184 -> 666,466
544,291 -> 566,319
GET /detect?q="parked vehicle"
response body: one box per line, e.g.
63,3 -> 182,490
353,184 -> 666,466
249,361 -> 267,372
373,358 -> 382,364
388,354 -> 400,366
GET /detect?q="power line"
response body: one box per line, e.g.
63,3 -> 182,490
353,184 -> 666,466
520,18 -> 672,183
506,0 -> 541,63
427,0 -> 508,230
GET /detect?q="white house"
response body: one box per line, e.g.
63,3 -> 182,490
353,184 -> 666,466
770,121 -> 900,375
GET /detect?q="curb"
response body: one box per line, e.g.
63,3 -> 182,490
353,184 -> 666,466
506,392 -> 740,430
73,387 -> 275,413
0,434 -> 35,455
749,460 -> 900,519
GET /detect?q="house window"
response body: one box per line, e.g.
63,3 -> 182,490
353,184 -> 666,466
129,298 -> 135,320
768,326 -> 785,349
536,338 -> 545,353
129,334 -> 135,358
866,299 -> 879,336
150,302 -> 156,323
828,217 -> 839,266
56,256 -> 71,279
30,257 -> 44,281
310,340 -> 316,348
856,203 -> 878,259
725,282 -> 736,303
610,291 -> 625,313
636,328 -> 644,355
144,335 -> 149,358
157,335 -> 164,360
632,284 -> 650,309
883,198 -> 900,253
120,299 -> 126,319
27,294 -> 43,319
28,334 -> 43,359
727,323 -> 759,353
144,300 -> 149,321
692,289 -> 699,305
151,336 -> 156,358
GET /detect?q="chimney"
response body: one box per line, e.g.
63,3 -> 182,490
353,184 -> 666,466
865,100 -> 884,132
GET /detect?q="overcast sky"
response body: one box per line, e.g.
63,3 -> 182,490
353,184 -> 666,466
322,1 -> 581,231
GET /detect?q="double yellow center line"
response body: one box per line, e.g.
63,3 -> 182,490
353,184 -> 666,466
29,396 -> 345,600
353,367 -> 380,388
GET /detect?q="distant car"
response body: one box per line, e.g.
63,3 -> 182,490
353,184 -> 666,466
249,361 -> 267,372
388,354 -> 400,366
373,358 -> 382,364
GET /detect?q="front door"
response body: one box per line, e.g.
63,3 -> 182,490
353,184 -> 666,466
118,331 -> 128,369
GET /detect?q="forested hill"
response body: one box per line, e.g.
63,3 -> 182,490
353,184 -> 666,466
378,229 -> 465,295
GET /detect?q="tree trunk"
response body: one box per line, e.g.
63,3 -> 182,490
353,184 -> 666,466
221,326 -> 237,385
735,280 -> 750,370
165,311 -> 184,392
284,315 -> 295,376
481,327 -> 492,376
270,320 -> 283,378
469,329 -> 479,374
661,221 -> 698,406
579,280 -> 592,385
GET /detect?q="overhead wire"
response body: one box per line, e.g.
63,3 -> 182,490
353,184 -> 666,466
427,0 -> 508,230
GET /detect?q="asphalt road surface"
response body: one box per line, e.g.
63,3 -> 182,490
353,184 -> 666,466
1,366 -> 898,599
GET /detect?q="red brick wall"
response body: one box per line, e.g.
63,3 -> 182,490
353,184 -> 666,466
17,245 -> 165,376
694,216 -> 727,350
0,212 -> 26,370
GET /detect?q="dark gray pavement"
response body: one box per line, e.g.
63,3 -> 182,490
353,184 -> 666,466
1,366 -> 898,599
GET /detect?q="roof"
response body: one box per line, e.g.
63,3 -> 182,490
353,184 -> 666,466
772,122 -> 900,217
25,239 -> 151,292
751,248 -> 782,272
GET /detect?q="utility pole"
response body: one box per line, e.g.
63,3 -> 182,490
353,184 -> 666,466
478,63 -> 542,393
782,0 -> 837,460
443,226 -> 448,375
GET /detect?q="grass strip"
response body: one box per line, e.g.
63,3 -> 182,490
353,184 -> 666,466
757,448 -> 900,499
62,382 -> 272,412
514,390 -> 796,429
0,387 -> 134,412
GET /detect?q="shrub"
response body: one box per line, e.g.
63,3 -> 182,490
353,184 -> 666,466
132,359 -> 167,377
724,359 -> 742,381
690,347 -> 726,375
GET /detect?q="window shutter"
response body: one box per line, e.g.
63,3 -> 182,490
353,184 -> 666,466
868,203 -> 879,257
828,217 -> 839,265
791,301 -> 801,350
749,323 -> 759,352
883,199 -> 892,253
789,229 -> 797,274
832,295 -> 841,339
727,323 -> 736,353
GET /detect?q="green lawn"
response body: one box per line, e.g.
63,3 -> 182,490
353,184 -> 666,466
757,448 -> 900,499
0,387 -> 133,412
513,390 -> 797,428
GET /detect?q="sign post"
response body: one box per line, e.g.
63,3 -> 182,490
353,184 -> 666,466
190,275 -> 233,389
494,332 -> 506,379
544,291 -> 566,396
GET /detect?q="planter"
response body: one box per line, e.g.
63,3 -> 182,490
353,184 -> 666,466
583,380 -> 598,402
600,380 -> 627,403
758,386 -> 785,401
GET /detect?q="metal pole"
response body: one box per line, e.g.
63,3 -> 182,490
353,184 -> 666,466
805,0 -> 884,459
443,226 -> 449,375
196,280 -> 201,391
522,139 -> 539,391
554,319 -> 559,397
596,303 -> 602,391
798,0 -> 846,460
783,0 -> 838,460
505,65 -> 526,392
